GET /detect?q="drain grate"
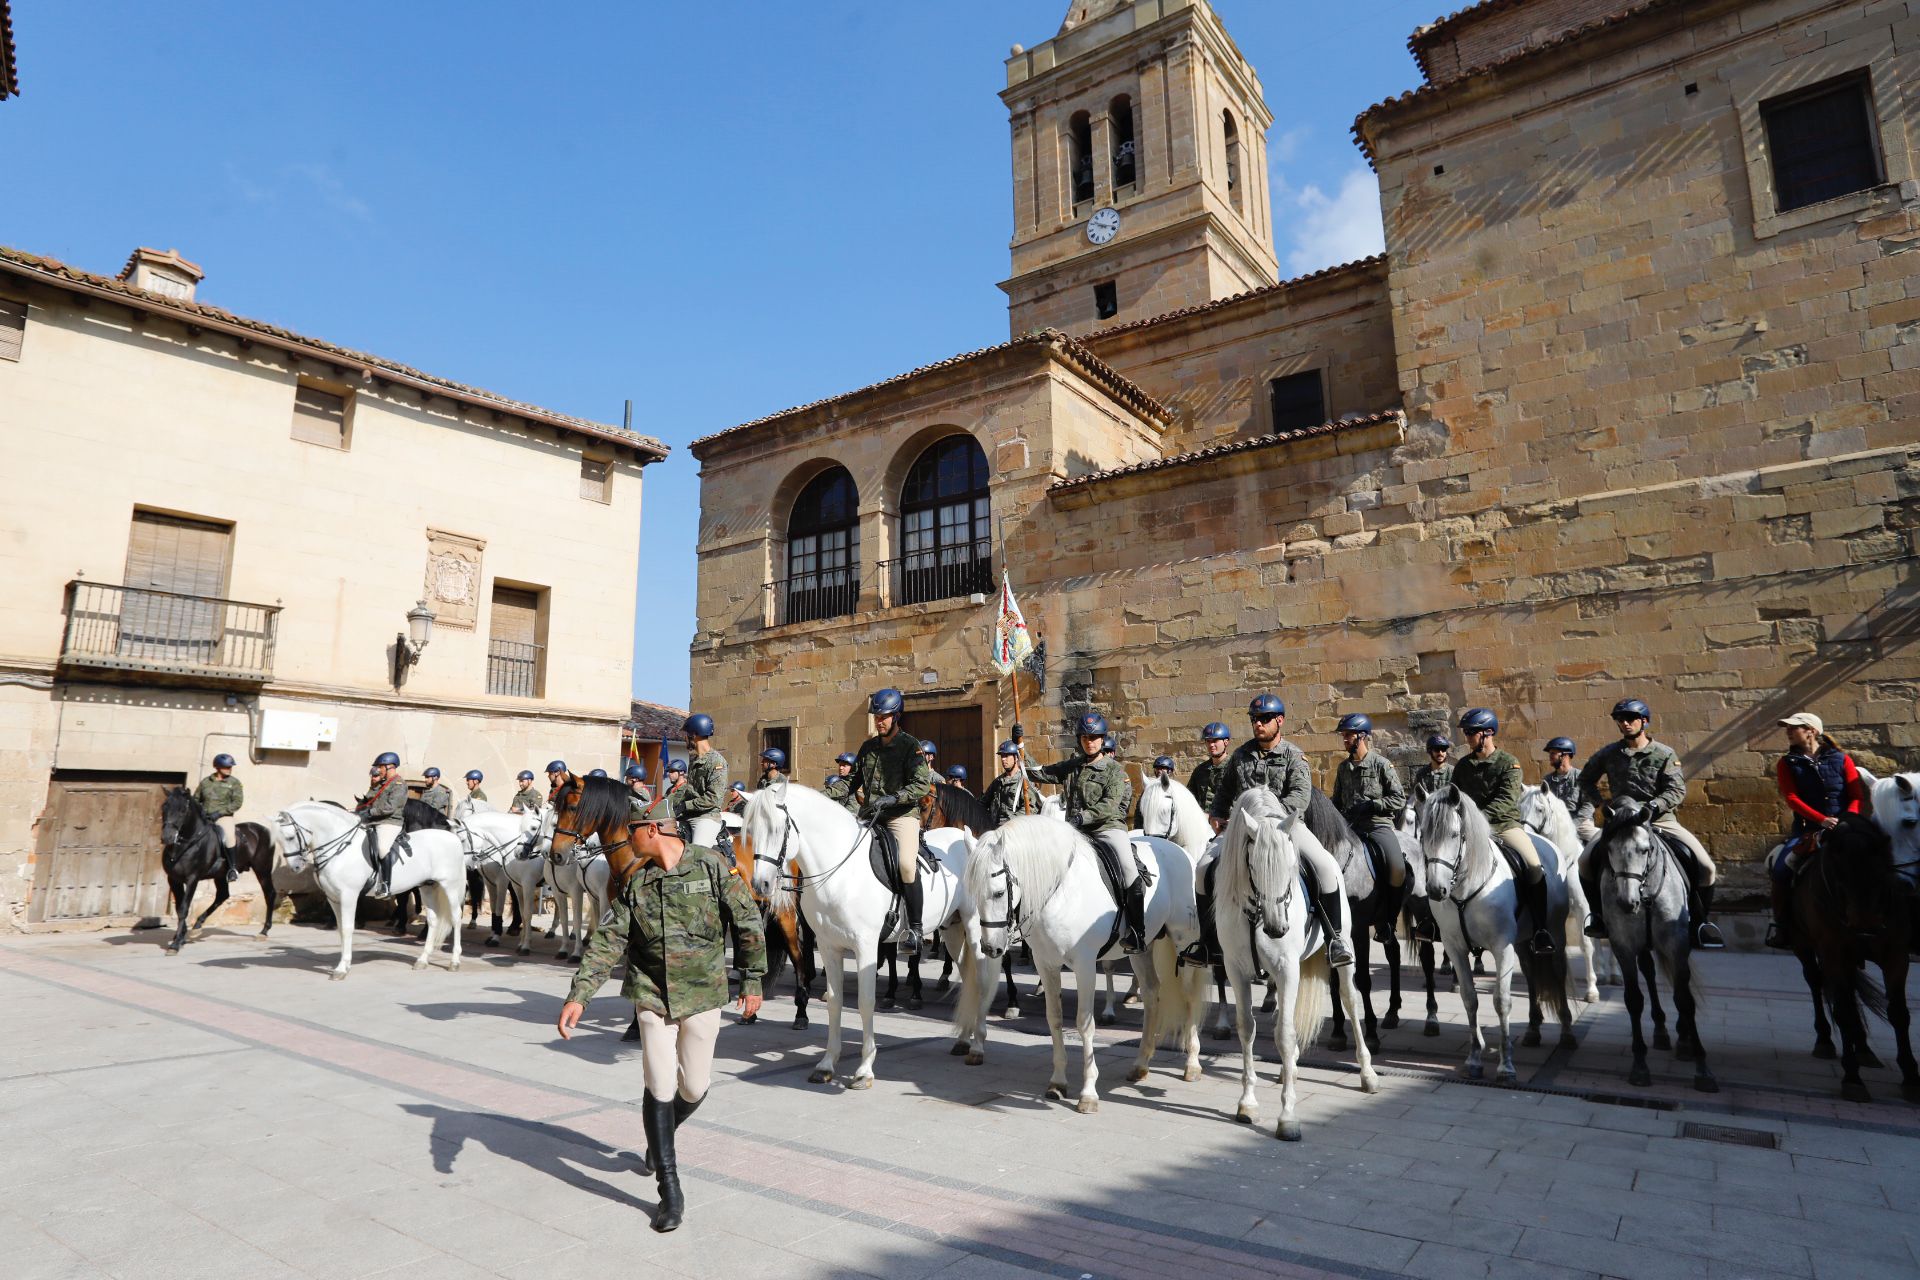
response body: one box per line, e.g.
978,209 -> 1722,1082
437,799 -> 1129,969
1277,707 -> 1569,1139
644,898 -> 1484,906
1680,1121 -> 1778,1149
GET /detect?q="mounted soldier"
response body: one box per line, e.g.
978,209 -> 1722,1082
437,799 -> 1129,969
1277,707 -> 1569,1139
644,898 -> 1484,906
983,740 -> 1026,826
356,751 -> 409,898
193,753 -> 244,883
1541,738 -> 1580,813
1102,733 -> 1133,831
758,746 -> 787,788
1767,712 -> 1870,949
854,688 -> 935,953
1332,713 -> 1410,943
545,759 -> 570,807
463,770 -> 488,807
823,752 -> 860,814
944,763 -> 971,794
1576,697 -> 1724,950
1411,735 -> 1453,804
1451,708 -> 1558,957
680,715 -> 728,848
420,768 -> 453,820
510,770 -> 542,814
1209,694 -> 1352,967
660,758 -> 690,840
1188,722 -> 1231,814
625,762 -> 653,820
1027,711 -> 1146,954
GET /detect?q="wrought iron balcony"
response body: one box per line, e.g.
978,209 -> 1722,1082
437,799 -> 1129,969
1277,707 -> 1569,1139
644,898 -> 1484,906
487,639 -> 544,698
767,563 -> 862,627
880,541 -> 993,608
60,580 -> 279,684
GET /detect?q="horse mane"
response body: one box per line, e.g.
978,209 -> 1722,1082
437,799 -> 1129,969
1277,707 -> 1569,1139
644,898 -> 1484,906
404,797 -> 451,829
1419,786 -> 1494,887
1521,785 -> 1579,853
931,780 -> 996,834
1216,789 -> 1291,917
1138,775 -> 1209,851
977,814 -> 1081,915
576,775 -> 631,839
1301,788 -> 1362,864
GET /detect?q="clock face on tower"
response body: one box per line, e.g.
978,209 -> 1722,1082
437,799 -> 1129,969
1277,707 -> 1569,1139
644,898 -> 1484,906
1087,207 -> 1121,245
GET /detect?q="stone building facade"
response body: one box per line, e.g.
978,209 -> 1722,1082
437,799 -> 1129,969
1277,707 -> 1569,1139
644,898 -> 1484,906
0,246 -> 664,928
690,0 -> 1920,888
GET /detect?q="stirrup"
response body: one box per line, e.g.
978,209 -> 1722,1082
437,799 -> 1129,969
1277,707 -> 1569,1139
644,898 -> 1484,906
1582,914 -> 1609,939
1764,922 -> 1791,950
1694,921 -> 1726,951
1530,928 -> 1559,956
1325,934 -> 1354,967
899,928 -> 923,956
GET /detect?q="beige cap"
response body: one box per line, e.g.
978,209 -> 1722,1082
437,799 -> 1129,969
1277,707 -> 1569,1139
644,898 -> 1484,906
1778,712 -> 1824,733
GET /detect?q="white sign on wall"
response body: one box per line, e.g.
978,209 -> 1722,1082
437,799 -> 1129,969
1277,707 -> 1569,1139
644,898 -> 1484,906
258,709 -> 322,752
315,717 -> 339,744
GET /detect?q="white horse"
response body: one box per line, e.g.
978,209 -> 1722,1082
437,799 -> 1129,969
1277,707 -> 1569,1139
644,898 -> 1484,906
964,815 -> 1207,1113
454,802 -> 545,956
742,780 -> 984,1088
1214,790 -> 1378,1140
1137,774 -> 1246,1038
534,807 -> 610,962
1520,786 -> 1607,997
1415,787 -> 1576,1081
267,802 -> 465,980
1859,768 -> 1920,887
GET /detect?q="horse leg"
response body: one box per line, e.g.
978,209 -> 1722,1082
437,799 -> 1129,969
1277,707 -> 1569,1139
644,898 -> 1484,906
413,880 -> 441,971
331,887 -> 358,980
1326,943 -> 1350,1052
1210,964 -> 1233,1040
1381,930 -> 1403,1030
254,852 -> 279,938
809,946 -> 843,1085
849,945 -> 879,1088
1620,944 -> 1650,1087
1883,952 -> 1920,1102
1357,926 -> 1380,1053
191,868 -> 230,932
166,874 -> 191,953
1827,959 -> 1872,1103
1492,945 -> 1518,1083
1228,963 -> 1259,1123
1096,959 -> 1118,1027
1125,954 -> 1159,1084
788,923 -> 813,1031
1071,955 -> 1101,1113
1798,950 -> 1835,1058
1420,940 -> 1440,1037
1270,955 -> 1306,1141
1002,952 -> 1022,1017
878,941 -> 897,1008
1449,934 -> 1484,1078
905,949 -> 923,1012
1671,950 -> 1716,1093
1640,951 -> 1671,1051
1521,970 -> 1543,1048
1041,969 -> 1069,1102
515,876 -> 536,956
444,877 -> 463,971
1334,945 -> 1381,1095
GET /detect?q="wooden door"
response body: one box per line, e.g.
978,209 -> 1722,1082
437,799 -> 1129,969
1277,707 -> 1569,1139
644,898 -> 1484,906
32,781 -> 171,922
906,705 -> 985,791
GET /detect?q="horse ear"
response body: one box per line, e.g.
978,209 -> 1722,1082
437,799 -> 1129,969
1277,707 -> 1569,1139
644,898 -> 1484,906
1898,775 -> 1914,797
1445,784 -> 1461,804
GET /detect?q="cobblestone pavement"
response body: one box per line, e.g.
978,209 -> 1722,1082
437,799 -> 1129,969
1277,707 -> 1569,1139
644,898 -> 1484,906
5,919 -> 1919,1280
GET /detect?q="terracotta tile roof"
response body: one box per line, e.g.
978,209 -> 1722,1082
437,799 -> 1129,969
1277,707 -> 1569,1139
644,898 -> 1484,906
1353,0 -> 1679,168
1083,255 -> 1387,342
625,699 -> 689,741
690,328 -> 1170,455
1,0 -> 17,100
0,245 -> 667,460
1048,408 -> 1405,494
1406,0 -> 1534,82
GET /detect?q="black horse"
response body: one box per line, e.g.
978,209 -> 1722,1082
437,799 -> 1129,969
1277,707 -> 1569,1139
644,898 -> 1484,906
922,781 -> 1028,1016
158,787 -> 276,952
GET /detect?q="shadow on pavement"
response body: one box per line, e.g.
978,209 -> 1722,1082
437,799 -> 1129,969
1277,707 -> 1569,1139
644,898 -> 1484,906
400,1103 -> 654,1213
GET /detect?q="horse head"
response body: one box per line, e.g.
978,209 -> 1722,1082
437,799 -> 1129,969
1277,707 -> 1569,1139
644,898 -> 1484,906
1599,798 -> 1657,917
160,786 -> 197,847
741,778 -> 795,901
1518,786 -> 1549,836
1887,773 -> 1920,829
551,773 -> 635,883
965,829 -> 1016,960
1417,786 -> 1475,901
1219,790 -> 1295,939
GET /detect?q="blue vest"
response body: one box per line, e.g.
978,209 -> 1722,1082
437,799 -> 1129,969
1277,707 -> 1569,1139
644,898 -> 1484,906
1781,747 -> 1849,834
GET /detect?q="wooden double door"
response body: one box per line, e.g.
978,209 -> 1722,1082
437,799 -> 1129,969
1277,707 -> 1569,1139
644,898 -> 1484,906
31,777 -> 177,922
906,705 -> 985,791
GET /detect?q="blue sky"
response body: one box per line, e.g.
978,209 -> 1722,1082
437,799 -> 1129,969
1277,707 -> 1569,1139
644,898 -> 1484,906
4,0 -> 1448,708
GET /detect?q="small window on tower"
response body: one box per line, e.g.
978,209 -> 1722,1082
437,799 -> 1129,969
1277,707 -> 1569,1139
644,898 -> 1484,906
1268,370 -> 1326,433
1223,109 -> 1243,213
1069,111 -> 1095,207
1110,94 -> 1137,190
1760,72 -> 1882,213
1093,281 -> 1118,321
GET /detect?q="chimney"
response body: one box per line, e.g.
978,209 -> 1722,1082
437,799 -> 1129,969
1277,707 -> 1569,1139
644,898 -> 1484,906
118,247 -> 204,302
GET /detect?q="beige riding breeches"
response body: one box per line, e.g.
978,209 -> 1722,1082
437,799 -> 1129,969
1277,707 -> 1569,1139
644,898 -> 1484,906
373,821 -> 401,857
688,815 -> 722,848
1577,814 -> 1716,885
1496,826 -> 1540,870
636,1006 -> 722,1103
884,814 -> 921,884
214,816 -> 237,846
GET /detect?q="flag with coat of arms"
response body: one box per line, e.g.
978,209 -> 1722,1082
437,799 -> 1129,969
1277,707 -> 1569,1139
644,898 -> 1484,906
990,572 -> 1034,676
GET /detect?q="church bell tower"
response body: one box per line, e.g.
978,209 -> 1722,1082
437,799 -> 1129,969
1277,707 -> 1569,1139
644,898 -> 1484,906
1001,0 -> 1281,337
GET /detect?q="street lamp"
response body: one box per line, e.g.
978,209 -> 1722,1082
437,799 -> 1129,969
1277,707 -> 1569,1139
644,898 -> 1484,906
394,599 -> 435,686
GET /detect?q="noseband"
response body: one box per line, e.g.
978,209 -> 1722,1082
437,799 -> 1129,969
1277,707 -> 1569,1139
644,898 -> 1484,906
979,860 -> 1022,934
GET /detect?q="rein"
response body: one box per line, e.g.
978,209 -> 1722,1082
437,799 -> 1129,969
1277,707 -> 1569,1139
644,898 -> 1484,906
759,796 -> 864,894
274,811 -> 362,875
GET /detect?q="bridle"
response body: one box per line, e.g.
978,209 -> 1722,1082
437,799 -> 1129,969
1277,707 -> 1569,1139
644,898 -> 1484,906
979,859 -> 1023,940
752,791 -> 863,894
551,781 -> 630,860
272,808 -> 361,875
1149,777 -> 1178,841
1423,810 -> 1487,908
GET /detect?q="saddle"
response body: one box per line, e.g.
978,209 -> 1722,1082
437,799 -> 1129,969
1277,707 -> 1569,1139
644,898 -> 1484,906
867,822 -> 937,895
1186,856 -> 1318,967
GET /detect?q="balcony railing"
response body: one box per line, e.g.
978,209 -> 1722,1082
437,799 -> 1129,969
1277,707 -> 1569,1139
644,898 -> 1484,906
60,580 -> 279,683
882,540 -> 993,608
487,640 -> 544,698
767,563 -> 861,627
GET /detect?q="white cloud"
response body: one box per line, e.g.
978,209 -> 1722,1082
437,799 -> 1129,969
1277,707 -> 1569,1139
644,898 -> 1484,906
1278,166 -> 1384,276
224,162 -> 372,222
1271,125 -> 1309,164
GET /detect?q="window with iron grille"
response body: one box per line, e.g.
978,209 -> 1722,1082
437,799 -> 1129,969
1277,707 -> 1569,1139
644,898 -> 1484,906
487,584 -> 545,698
580,456 -> 612,503
897,435 -> 991,606
1761,72 -> 1882,213
1268,370 -> 1327,433
783,467 -> 860,624
0,295 -> 25,362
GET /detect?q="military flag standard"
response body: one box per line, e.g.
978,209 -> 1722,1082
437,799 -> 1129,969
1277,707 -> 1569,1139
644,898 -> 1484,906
990,573 -> 1034,676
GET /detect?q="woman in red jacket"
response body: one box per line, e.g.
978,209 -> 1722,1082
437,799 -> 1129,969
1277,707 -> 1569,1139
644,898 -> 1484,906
1768,712 -> 1869,949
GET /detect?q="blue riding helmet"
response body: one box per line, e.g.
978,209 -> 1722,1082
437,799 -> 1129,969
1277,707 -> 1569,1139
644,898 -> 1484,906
834,752 -> 856,767
1201,722 -> 1231,742
587,768 -> 608,778
212,753 -> 236,769
1458,708 -> 1499,734
869,688 -> 904,716
683,713 -> 714,738
1076,712 -> 1109,739
517,770 -> 535,782
1102,733 -> 1117,753
624,763 -> 648,781
667,758 -> 687,774
373,751 -> 401,767
1336,713 -> 1374,735
464,770 -> 483,782
1545,737 -> 1577,755
1611,697 -> 1652,723
945,764 -> 968,782
731,781 -> 746,793
921,740 -> 937,757
1248,694 -> 1285,719
996,741 -> 1019,757
761,746 -> 787,769
423,767 -> 441,779
1153,755 -> 1175,772
545,759 -> 568,774
1425,734 -> 1452,752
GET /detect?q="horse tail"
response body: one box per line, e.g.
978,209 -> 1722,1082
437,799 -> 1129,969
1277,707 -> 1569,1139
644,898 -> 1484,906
1519,944 -> 1573,1026
1295,948 -> 1332,1048
1854,968 -> 1890,1025
1145,940 -> 1198,1048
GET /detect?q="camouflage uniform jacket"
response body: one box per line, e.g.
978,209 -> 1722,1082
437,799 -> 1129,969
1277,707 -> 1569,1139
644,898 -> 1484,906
510,786 -> 543,814
1541,769 -> 1581,814
1209,739 -> 1312,825
421,784 -> 453,818
1187,758 -> 1229,815
567,845 -> 767,1020
982,773 -> 1026,826
1576,740 -> 1687,824
1451,750 -> 1524,833
194,773 -> 244,818
681,751 -> 728,819
1411,763 -> 1453,804
467,786 -> 488,805
854,731 -> 933,820
1027,753 -> 1128,833
1333,752 -> 1405,832
823,774 -> 860,813
357,777 -> 407,825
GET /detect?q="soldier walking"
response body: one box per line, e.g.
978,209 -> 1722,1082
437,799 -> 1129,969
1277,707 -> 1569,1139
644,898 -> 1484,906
558,794 -> 766,1233
193,753 -> 244,882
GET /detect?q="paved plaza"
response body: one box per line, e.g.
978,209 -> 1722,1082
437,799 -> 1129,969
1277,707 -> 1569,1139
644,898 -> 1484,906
5,918 -> 1920,1280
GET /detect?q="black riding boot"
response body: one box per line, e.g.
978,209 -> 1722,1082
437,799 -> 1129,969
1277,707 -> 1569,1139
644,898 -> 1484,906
1315,889 -> 1354,967
1581,861 -> 1608,939
1406,895 -> 1441,944
1521,863 -> 1557,955
1692,882 -> 1725,950
641,1091 -> 705,1174
1121,878 -> 1147,954
642,1094 -> 684,1232
899,878 -> 924,957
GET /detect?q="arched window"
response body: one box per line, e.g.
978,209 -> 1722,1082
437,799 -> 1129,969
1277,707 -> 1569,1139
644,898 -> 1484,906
1110,95 -> 1137,190
1222,109 -> 1243,212
783,467 -> 860,624
1069,110 -> 1095,207
895,436 -> 991,606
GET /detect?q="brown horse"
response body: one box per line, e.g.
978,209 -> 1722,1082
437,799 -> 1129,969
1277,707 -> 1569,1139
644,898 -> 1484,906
1789,812 -> 1920,1102
731,823 -> 819,1030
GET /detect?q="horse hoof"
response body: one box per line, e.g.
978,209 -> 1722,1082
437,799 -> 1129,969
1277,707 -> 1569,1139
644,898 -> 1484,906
1652,1030 -> 1672,1051
1184,1065 -> 1202,1083
1812,1039 -> 1838,1060
1694,1073 -> 1720,1095
1559,1031 -> 1578,1050
1842,1080 -> 1872,1104
1126,1066 -> 1149,1084
545,928 -> 557,939
1327,1032 -> 1348,1052
1075,1097 -> 1099,1115
1046,1083 -> 1067,1101
329,971 -> 347,982
623,1025 -> 642,1043
846,1076 -> 873,1091
1901,1079 -> 1920,1103
808,1069 -> 834,1085
1628,1063 -> 1651,1087
1498,1066 -> 1518,1084
1260,996 -> 1277,1013
966,1053 -> 985,1067
1521,1028 -> 1542,1048
1381,1012 -> 1400,1030
951,1041 -> 970,1056
1424,1021 -> 1441,1038
934,978 -> 952,995
163,945 -> 180,955
1360,1070 -> 1380,1095
1095,1012 -> 1117,1028
1365,1035 -> 1382,1055
1860,1048 -> 1885,1069
448,961 -> 459,971
1465,1063 -> 1484,1081
1235,1108 -> 1256,1125
483,938 -> 499,948
740,1014 -> 757,1025
412,960 -> 428,971
907,996 -> 923,1011
516,946 -> 531,957
1674,1041 -> 1697,1063
792,1016 -> 809,1031
1276,1120 -> 1303,1142
1210,1025 -> 1232,1041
